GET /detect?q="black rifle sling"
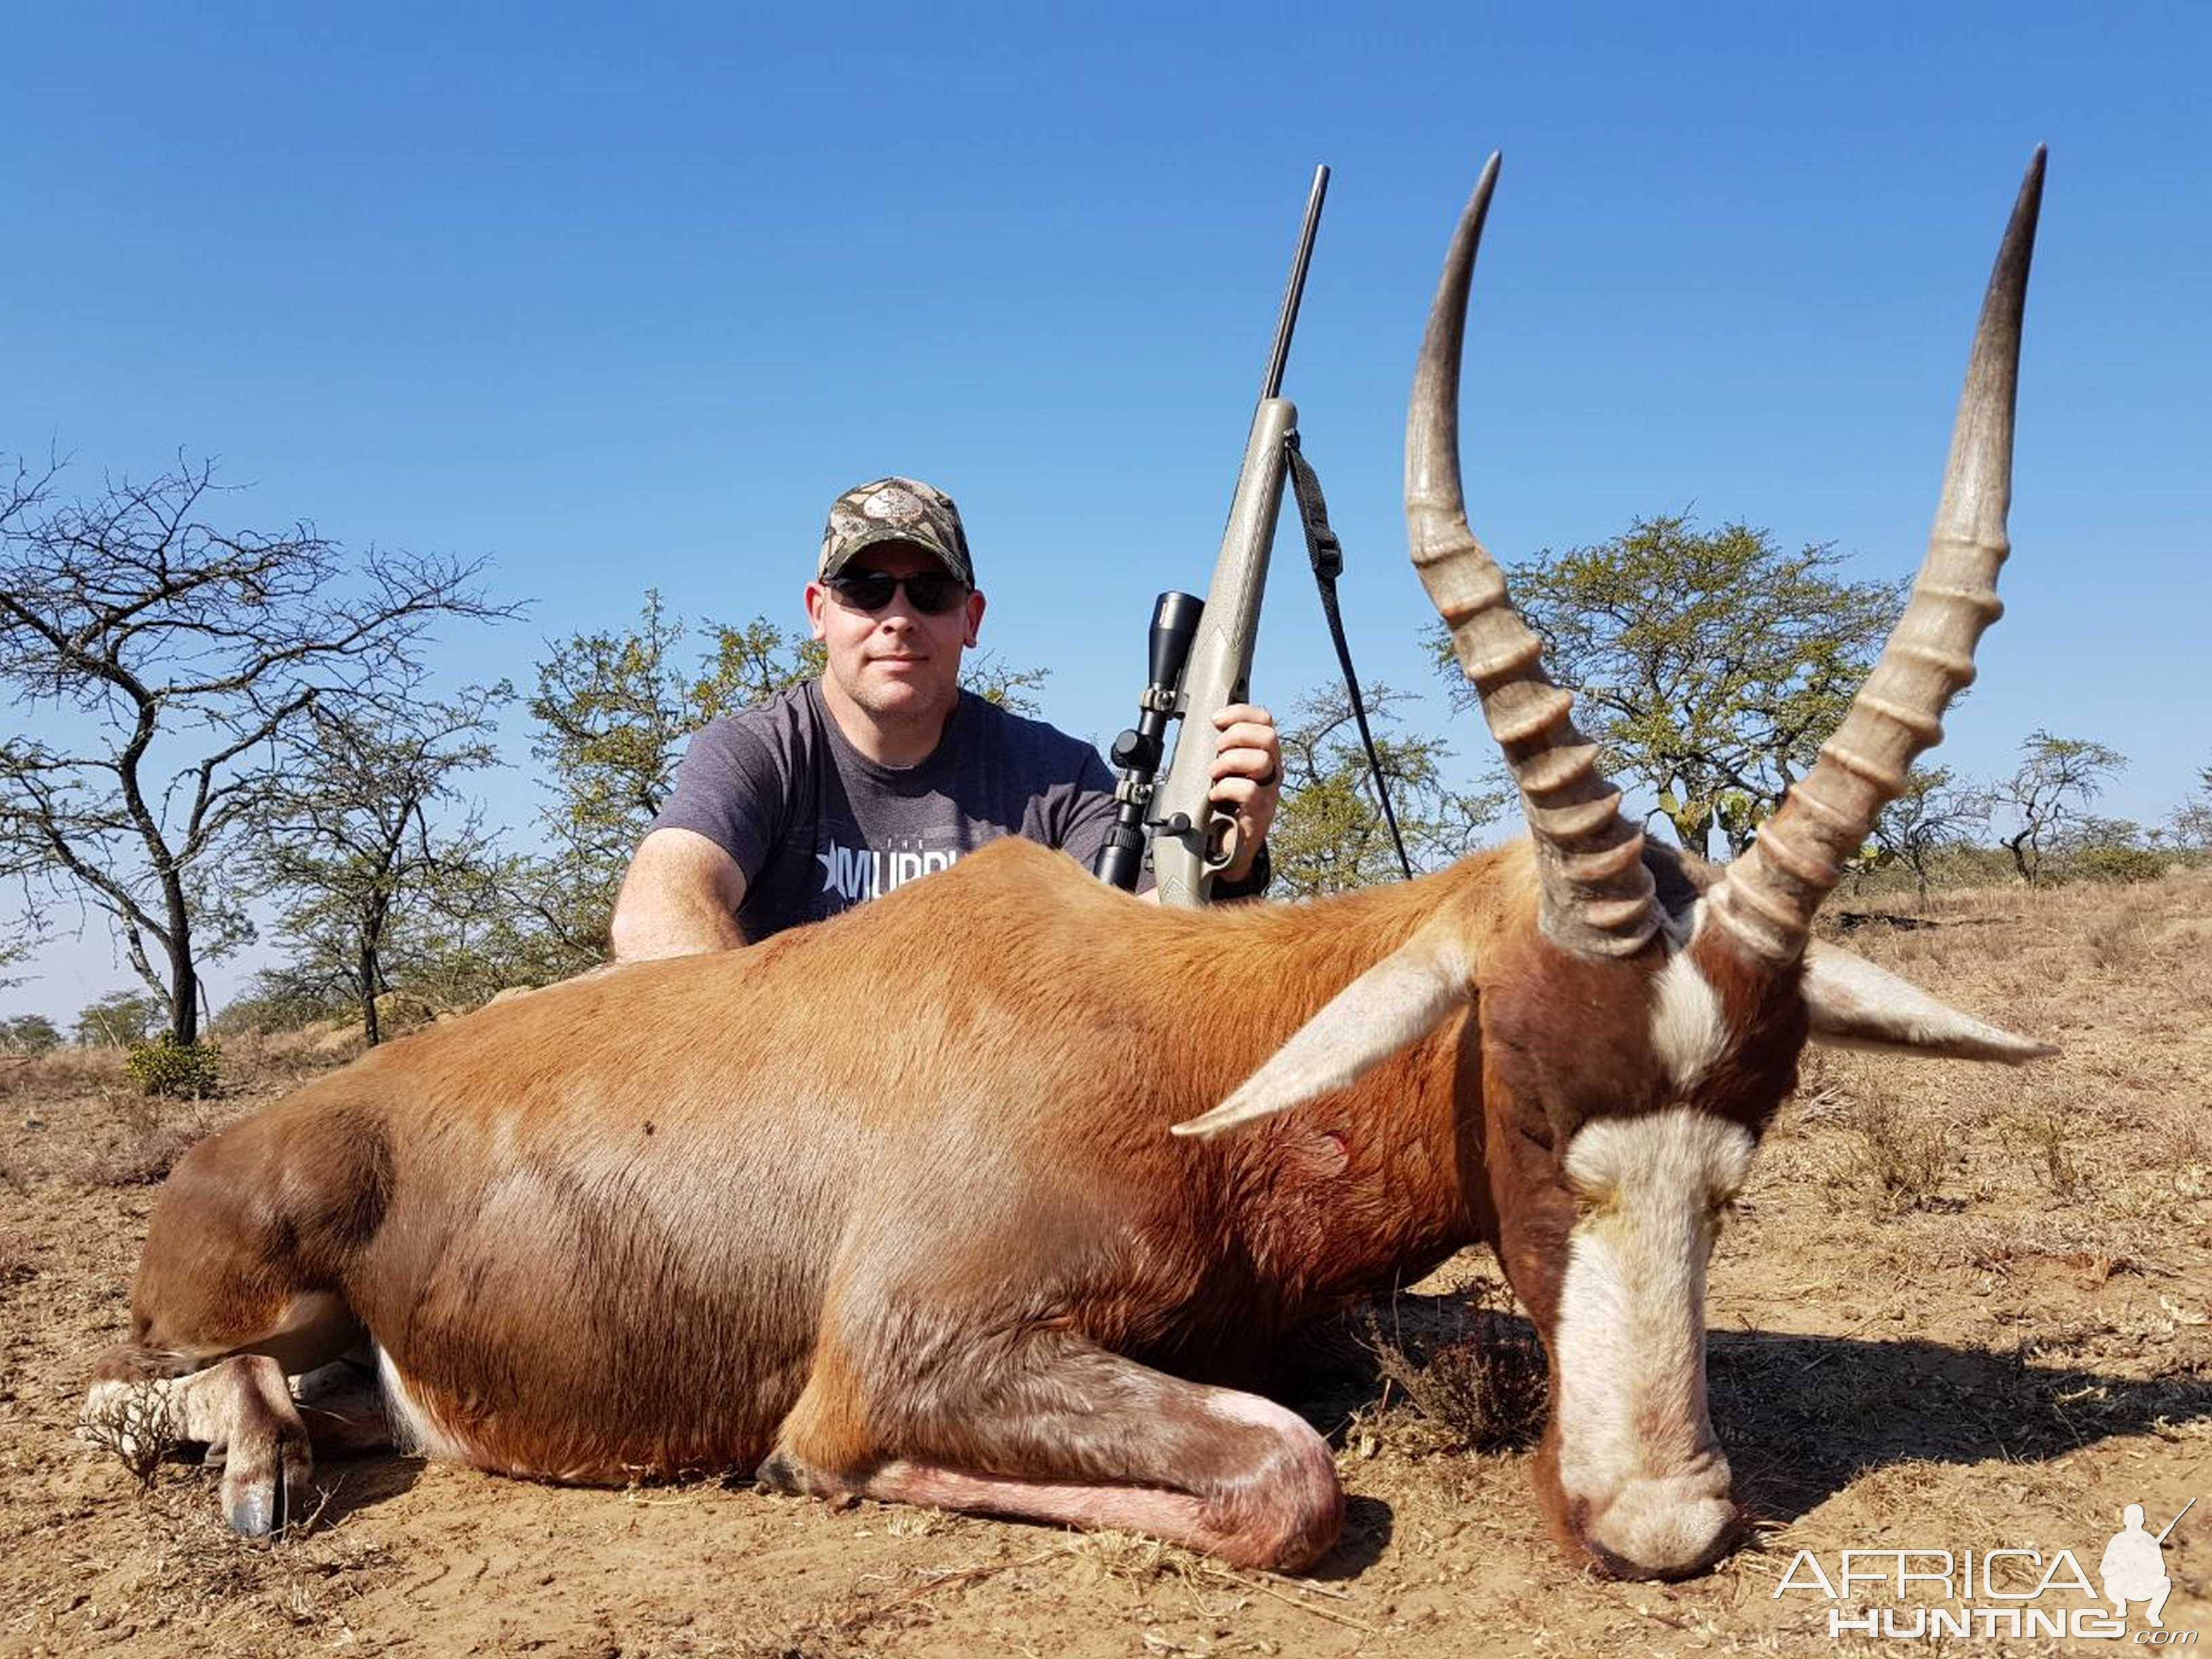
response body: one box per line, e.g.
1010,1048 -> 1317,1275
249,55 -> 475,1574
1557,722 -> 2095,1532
1284,435 -> 1416,882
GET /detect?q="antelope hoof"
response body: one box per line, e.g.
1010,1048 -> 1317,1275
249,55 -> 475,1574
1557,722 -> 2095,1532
753,1447 -> 861,1509
753,1449 -> 806,1496
222,1469 -> 283,1536
218,1428 -> 312,1536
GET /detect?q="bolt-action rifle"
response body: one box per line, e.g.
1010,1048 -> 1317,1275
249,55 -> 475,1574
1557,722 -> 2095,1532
1094,164 -> 1329,904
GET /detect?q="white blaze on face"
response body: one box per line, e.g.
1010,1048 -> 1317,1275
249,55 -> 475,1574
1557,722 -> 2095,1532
1553,1106 -> 1754,1574
1650,943 -> 1727,1092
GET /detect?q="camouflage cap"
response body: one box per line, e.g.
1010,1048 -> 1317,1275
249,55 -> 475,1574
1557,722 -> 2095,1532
817,476 -> 975,588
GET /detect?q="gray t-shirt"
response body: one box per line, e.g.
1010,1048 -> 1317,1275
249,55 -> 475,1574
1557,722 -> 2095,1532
651,680 -> 1122,939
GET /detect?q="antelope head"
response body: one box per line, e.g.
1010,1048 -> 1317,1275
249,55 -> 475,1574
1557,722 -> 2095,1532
1182,150 -> 2054,1578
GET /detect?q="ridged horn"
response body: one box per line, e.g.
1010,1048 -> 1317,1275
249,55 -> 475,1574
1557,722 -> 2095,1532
1408,154 -> 1659,958
1707,148 -> 2046,966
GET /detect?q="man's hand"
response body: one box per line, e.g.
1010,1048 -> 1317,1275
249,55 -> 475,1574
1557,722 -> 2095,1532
1206,703 -> 1284,882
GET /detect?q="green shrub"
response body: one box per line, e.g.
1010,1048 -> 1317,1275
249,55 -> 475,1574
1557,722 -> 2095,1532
212,987 -> 348,1035
2070,845 -> 2165,884
123,1033 -> 222,1098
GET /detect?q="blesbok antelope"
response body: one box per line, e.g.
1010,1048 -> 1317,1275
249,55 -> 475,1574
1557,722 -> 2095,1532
87,152 -> 2052,1580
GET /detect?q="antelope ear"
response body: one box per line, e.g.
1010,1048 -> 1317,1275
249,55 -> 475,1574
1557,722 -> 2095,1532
1801,941 -> 2058,1063
1173,922 -> 1473,1138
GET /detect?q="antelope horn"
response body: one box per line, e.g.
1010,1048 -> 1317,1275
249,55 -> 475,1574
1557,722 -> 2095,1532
1408,154 -> 1659,958
1708,148 -> 2046,966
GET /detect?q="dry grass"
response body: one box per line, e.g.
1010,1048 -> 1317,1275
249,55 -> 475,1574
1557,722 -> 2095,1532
1916,1214 -> 2145,1279
0,1030 -> 361,1111
56,1091 -> 226,1191
0,1034 -> 356,1199
1839,1079 -> 1954,1212
58,1500 -> 402,1649
2083,908 -> 2154,972
1999,1107 -> 2085,1200
1065,1528 -> 1208,1589
0,1044 -> 125,1105
1349,1271 -> 1549,1460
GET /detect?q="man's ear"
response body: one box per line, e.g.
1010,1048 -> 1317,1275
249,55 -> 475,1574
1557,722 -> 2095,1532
964,588 -> 985,649
804,581 -> 830,642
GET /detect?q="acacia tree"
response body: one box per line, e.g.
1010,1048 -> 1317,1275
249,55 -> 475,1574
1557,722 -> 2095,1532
1864,764 -> 1989,908
252,682 -> 509,1044
1431,514 -> 1903,858
2170,762 -> 2212,853
1269,684 -> 1508,897
1992,731 -> 2126,884
0,455 -> 511,1043
520,596 -> 816,970
73,989 -> 161,1047
0,1013 -> 62,1053
0,922 -> 35,994
523,592 -> 1046,971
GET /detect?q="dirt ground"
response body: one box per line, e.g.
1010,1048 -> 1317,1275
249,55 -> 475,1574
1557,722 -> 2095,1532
3,872 -> 2207,1658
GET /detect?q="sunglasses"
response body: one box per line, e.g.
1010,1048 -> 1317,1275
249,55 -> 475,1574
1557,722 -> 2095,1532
824,570 -> 970,615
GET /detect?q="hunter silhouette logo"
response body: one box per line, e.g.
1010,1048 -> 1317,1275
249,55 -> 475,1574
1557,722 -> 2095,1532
2104,1500 -> 2194,1630
1774,1496 -> 2201,1641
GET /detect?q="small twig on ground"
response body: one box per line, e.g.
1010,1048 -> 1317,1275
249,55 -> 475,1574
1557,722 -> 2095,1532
882,1542 -> 1065,1608
1233,1578 -> 1376,1634
293,1472 -> 346,1532
1247,1567 -> 1351,1600
1196,1562 -> 1376,1633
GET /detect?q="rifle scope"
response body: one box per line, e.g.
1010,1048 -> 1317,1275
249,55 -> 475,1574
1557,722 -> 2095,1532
1093,591 -> 1206,891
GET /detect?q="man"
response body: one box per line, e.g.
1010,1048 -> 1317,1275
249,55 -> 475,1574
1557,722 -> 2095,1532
610,476 -> 1282,956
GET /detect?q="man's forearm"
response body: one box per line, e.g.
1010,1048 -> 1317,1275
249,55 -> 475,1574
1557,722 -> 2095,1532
610,897 -> 747,959
609,829 -> 752,959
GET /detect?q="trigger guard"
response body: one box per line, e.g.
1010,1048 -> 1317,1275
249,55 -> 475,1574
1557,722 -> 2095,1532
1206,810 -> 1243,873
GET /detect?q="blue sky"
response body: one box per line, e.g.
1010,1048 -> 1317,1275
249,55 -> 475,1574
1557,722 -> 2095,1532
5,3 -> 2208,1021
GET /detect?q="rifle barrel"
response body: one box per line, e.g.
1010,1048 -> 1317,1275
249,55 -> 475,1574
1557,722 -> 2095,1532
2156,1495 -> 2198,1544
1259,164 -> 1330,404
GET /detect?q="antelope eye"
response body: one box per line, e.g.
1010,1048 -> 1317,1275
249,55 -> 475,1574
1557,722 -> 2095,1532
1567,1178 -> 1619,1220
